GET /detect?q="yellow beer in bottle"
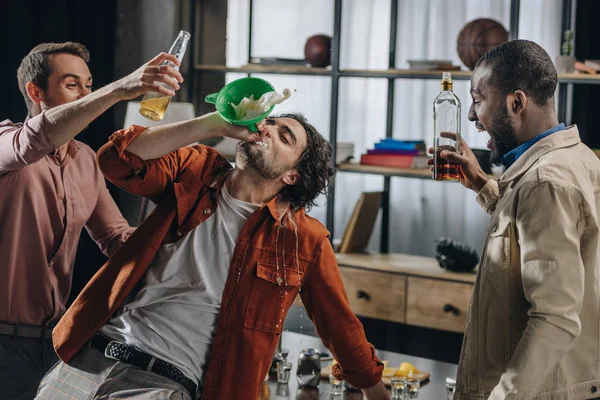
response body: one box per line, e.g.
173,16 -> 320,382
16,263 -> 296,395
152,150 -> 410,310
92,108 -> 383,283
139,30 -> 190,121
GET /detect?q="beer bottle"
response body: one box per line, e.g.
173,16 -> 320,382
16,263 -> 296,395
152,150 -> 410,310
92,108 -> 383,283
139,30 -> 191,121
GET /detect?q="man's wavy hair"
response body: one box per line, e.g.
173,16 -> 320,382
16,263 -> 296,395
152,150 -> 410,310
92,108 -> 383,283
275,113 -> 335,211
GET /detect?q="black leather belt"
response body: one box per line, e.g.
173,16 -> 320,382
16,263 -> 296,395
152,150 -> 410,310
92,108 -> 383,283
0,321 -> 53,339
90,334 -> 197,395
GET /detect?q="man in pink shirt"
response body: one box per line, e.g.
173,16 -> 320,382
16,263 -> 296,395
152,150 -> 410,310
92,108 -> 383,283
0,41 -> 183,399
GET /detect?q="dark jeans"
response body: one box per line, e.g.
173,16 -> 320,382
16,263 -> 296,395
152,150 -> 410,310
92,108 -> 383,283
0,334 -> 58,400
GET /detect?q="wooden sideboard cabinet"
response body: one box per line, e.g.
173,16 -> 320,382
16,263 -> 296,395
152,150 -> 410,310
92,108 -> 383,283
335,253 -> 475,333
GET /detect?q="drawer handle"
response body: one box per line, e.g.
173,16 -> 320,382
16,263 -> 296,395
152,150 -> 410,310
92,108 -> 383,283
357,290 -> 371,301
443,303 -> 460,316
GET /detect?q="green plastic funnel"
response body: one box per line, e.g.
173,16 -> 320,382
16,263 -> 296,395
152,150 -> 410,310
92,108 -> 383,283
205,77 -> 276,132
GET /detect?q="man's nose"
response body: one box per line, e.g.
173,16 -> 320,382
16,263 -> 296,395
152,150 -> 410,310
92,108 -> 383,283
78,88 -> 91,99
260,128 -> 270,140
467,104 -> 476,121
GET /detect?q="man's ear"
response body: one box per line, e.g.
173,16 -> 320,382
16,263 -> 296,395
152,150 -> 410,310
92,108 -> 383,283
511,90 -> 527,115
282,170 -> 300,186
25,81 -> 44,105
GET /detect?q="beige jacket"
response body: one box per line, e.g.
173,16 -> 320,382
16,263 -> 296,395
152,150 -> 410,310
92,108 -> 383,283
455,126 -> 600,400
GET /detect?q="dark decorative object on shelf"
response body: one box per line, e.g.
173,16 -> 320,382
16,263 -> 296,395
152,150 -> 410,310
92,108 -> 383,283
457,18 -> 508,70
435,237 -> 479,273
304,34 -> 332,67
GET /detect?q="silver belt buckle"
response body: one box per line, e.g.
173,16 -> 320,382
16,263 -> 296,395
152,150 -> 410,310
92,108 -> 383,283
104,340 -> 122,361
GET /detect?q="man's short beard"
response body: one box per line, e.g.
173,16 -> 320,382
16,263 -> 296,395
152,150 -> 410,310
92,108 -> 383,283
236,141 -> 282,180
489,102 -> 519,165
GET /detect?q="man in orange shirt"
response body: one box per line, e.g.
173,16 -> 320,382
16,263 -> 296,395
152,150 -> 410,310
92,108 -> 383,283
38,112 -> 389,399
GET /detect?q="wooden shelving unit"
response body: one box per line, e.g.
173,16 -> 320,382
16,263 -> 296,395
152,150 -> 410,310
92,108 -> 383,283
194,63 -> 331,76
194,63 -> 600,84
557,72 -> 600,84
192,0 -> 587,254
336,162 -> 499,180
337,163 -> 432,179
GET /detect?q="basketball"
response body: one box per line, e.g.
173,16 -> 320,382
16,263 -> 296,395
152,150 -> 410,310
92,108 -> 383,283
304,34 -> 332,67
457,19 -> 508,70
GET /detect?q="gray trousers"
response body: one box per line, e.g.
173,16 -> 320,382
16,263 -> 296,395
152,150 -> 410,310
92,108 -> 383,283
0,334 -> 58,400
36,345 -> 192,400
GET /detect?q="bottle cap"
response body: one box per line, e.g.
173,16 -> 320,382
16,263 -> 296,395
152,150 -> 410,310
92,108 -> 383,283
441,72 -> 453,90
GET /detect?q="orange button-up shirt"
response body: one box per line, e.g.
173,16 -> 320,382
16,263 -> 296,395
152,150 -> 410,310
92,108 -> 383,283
53,125 -> 383,399
0,113 -> 133,325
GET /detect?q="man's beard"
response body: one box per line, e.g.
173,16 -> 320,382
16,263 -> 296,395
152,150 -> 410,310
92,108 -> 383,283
236,141 -> 283,180
488,102 -> 519,165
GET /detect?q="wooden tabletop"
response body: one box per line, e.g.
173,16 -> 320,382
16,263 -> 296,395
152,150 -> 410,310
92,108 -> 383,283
336,253 -> 476,283
263,331 -> 456,399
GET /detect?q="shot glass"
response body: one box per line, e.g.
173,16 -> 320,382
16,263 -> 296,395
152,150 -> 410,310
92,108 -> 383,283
277,360 -> 293,384
390,376 -> 408,399
276,382 -> 291,397
406,378 -> 420,399
445,377 -> 456,400
329,372 -> 343,395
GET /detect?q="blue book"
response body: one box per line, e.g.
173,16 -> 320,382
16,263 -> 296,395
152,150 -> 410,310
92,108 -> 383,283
378,138 -> 425,144
374,140 -> 424,150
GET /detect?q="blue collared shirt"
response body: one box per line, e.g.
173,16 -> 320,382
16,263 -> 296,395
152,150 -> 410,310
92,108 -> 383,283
501,123 -> 566,168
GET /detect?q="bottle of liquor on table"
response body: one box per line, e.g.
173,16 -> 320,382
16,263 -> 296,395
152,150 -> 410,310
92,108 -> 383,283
139,30 -> 190,121
433,72 -> 461,181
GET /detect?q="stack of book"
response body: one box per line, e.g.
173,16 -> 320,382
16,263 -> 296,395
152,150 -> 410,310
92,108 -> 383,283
360,139 -> 429,169
584,60 -> 600,73
575,60 -> 600,74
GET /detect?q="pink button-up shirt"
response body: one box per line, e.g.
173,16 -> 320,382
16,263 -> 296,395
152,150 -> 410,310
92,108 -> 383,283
0,112 -> 134,326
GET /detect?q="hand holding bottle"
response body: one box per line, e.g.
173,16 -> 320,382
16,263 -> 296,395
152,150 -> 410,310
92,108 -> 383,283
112,52 -> 183,101
427,132 -> 490,192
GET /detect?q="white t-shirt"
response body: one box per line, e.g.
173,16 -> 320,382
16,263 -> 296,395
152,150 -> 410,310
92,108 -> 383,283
101,183 -> 260,385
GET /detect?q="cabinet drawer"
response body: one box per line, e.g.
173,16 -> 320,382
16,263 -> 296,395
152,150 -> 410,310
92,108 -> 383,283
406,277 -> 472,333
339,267 -> 406,323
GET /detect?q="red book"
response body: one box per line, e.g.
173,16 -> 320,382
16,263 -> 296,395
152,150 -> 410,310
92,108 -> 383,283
360,154 -> 429,169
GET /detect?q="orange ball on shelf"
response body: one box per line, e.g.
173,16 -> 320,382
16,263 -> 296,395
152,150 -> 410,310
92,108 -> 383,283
457,18 -> 508,70
304,34 -> 332,67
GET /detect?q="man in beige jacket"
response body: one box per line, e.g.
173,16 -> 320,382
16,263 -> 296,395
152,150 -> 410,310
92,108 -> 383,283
433,40 -> 600,399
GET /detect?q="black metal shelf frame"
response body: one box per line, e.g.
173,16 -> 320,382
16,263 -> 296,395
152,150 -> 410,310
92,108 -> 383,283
558,0 -> 576,125
192,0 -> 582,253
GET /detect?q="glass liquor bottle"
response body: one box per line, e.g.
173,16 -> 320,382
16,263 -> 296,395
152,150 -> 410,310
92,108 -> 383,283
433,72 -> 461,181
139,30 -> 191,121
